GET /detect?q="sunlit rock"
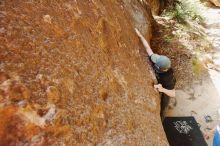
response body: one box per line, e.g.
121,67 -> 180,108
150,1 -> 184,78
209,0 -> 220,7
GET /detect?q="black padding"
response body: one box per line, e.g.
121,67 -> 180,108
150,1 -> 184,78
163,117 -> 207,146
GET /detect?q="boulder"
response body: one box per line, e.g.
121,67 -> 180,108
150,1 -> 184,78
0,0 -> 168,145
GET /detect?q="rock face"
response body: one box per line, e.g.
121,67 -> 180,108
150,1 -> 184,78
0,0 -> 168,145
209,0 -> 220,7
139,0 -> 160,15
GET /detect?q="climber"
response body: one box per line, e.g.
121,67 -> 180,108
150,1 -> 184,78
135,28 -> 176,121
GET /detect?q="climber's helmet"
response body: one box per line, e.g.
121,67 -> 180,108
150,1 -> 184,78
151,54 -> 171,73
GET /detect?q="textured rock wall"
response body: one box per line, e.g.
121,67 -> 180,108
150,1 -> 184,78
139,0 -> 160,15
0,0 -> 168,145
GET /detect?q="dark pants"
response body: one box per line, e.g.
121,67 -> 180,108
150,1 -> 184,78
160,94 -> 170,121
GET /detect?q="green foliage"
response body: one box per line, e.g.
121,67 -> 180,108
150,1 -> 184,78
164,35 -> 173,42
162,0 -> 204,24
192,57 -> 204,75
173,4 -> 187,24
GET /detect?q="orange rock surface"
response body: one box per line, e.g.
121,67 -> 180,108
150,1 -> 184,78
0,0 -> 168,145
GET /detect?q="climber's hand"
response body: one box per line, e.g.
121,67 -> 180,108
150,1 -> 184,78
135,28 -> 142,37
154,84 -> 164,92
154,84 -> 176,97
204,133 -> 210,140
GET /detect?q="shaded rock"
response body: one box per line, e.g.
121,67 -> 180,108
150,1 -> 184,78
139,0 -> 160,15
122,0 -> 153,41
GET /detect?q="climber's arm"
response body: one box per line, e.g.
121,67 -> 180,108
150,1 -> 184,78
135,28 -> 153,56
154,84 -> 176,98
